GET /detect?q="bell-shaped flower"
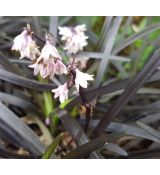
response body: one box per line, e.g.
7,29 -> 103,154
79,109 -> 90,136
52,83 -> 69,103
23,35 -> 40,60
29,61 -> 43,76
55,60 -> 67,75
12,29 -> 28,52
58,24 -> 88,54
75,68 -> 94,91
12,29 -> 40,60
29,58 -> 56,79
29,40 -> 67,79
40,40 -> 62,61
39,63 -> 52,78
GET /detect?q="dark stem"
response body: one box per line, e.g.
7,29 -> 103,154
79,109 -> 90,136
70,70 -> 92,132
79,86 -> 92,132
84,106 -> 91,132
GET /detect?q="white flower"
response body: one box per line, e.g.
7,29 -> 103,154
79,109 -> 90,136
75,68 -> 94,91
29,62 -> 43,76
29,59 -> 55,79
29,40 -> 67,79
52,83 -> 69,103
23,36 -> 40,60
75,24 -> 87,33
40,40 -> 62,61
39,62 -> 53,78
58,26 -> 73,41
12,29 -> 28,52
55,60 -> 67,75
12,29 -> 40,60
58,25 -> 88,54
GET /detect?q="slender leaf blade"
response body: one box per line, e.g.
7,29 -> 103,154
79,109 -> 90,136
42,134 -> 63,159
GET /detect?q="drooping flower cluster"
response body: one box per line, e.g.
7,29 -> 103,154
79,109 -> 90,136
58,24 -> 88,54
59,24 -> 89,72
29,39 -> 67,79
11,25 -> 94,104
12,27 -> 40,60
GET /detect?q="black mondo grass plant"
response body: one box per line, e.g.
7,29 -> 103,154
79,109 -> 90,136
1,16 -> 160,159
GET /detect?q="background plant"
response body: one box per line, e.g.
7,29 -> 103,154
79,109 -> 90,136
0,16 -> 160,159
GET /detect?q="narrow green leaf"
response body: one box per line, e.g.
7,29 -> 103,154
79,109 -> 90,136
42,134 -> 63,159
113,23 -> 160,54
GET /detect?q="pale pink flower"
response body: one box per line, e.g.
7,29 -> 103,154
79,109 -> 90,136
45,117 -> 50,126
29,59 -> 55,79
40,40 -> 62,61
29,61 -> 43,76
75,24 -> 87,33
23,36 -> 40,60
55,60 -> 67,75
29,41 -> 67,79
39,62 -> 53,78
12,30 -> 28,51
12,29 -> 40,60
75,68 -> 94,91
58,27 -> 72,41
58,25 -> 88,54
52,83 -> 69,103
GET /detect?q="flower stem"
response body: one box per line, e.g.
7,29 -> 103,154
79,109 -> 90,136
71,70 -> 92,132
34,32 -> 93,133
79,86 -> 92,132
38,75 -> 54,118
